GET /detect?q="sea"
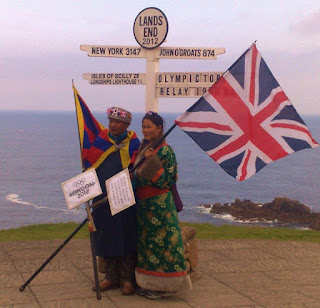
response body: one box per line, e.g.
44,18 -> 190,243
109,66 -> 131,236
1,110 -> 320,230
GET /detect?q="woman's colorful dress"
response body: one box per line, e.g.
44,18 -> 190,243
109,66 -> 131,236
134,141 -> 192,292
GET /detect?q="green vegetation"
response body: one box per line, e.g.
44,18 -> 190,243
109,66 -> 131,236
1,222 -> 320,243
0,223 -> 89,242
181,222 -> 320,243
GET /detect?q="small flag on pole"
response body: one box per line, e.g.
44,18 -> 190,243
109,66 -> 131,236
73,84 -> 105,169
175,43 -> 319,181
73,84 -> 140,171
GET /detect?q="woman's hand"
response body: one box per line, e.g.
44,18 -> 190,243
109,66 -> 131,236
144,148 -> 155,160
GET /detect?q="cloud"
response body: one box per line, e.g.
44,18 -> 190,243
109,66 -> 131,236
290,9 -> 320,35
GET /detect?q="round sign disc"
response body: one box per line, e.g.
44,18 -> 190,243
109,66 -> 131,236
133,7 -> 169,49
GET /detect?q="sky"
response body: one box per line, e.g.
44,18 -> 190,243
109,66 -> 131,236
1,0 -> 320,115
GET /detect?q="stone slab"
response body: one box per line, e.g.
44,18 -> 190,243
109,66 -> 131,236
13,256 -> 76,273
21,268 -> 90,285
30,281 -> 96,302
0,287 -> 37,306
2,238 -> 320,307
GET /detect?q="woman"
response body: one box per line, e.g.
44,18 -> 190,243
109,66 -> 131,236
133,111 -> 192,299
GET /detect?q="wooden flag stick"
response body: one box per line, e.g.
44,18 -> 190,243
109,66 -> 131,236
85,203 -> 96,232
72,81 -> 101,300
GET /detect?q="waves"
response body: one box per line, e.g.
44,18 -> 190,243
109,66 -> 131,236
5,193 -> 79,215
196,204 -> 310,229
2,112 -> 320,229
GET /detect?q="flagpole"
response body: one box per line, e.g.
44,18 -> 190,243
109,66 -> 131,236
72,81 -> 101,300
19,218 -> 88,291
20,83 -> 102,300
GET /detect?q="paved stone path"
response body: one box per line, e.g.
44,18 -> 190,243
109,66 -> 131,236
1,238 -> 320,307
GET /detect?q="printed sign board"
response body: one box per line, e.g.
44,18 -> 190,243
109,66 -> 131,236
156,86 -> 212,97
105,168 -> 136,216
83,73 -> 146,85
156,47 -> 225,59
80,45 -> 146,58
156,72 -> 223,85
61,169 -> 102,210
133,7 -> 168,49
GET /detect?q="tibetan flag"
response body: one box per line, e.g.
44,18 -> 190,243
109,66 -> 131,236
73,85 -> 105,169
175,43 -> 319,181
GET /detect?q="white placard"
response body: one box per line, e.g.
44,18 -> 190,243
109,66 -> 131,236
105,168 -> 136,216
61,169 -> 102,210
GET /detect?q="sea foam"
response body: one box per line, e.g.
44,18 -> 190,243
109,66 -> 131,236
6,193 -> 76,214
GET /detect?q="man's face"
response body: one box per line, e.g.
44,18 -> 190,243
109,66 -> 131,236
108,118 -> 129,136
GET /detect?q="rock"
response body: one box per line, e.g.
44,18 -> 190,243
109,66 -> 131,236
205,197 -> 319,229
181,225 -> 197,242
210,203 -> 222,213
308,213 -> 320,230
262,197 -> 311,223
180,225 -> 199,275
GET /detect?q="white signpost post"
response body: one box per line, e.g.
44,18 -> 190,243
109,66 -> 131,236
80,7 -> 225,112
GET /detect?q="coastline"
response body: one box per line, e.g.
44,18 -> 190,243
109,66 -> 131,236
1,198 -> 314,231
197,205 -> 310,230
197,196 -> 320,231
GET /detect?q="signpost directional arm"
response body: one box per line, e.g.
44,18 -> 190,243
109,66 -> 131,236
80,45 -> 146,58
156,47 -> 225,59
83,73 -> 146,85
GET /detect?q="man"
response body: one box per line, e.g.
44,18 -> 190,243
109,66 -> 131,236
87,107 -> 140,295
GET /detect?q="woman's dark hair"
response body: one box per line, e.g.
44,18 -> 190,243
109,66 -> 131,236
142,111 -> 165,131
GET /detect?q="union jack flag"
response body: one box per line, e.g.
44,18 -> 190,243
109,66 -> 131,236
175,43 -> 319,181
119,109 -> 127,118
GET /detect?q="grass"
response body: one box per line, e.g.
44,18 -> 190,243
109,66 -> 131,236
182,222 -> 320,243
1,222 -> 320,243
0,223 -> 90,242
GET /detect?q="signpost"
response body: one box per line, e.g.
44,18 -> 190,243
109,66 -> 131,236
80,6 -> 226,111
